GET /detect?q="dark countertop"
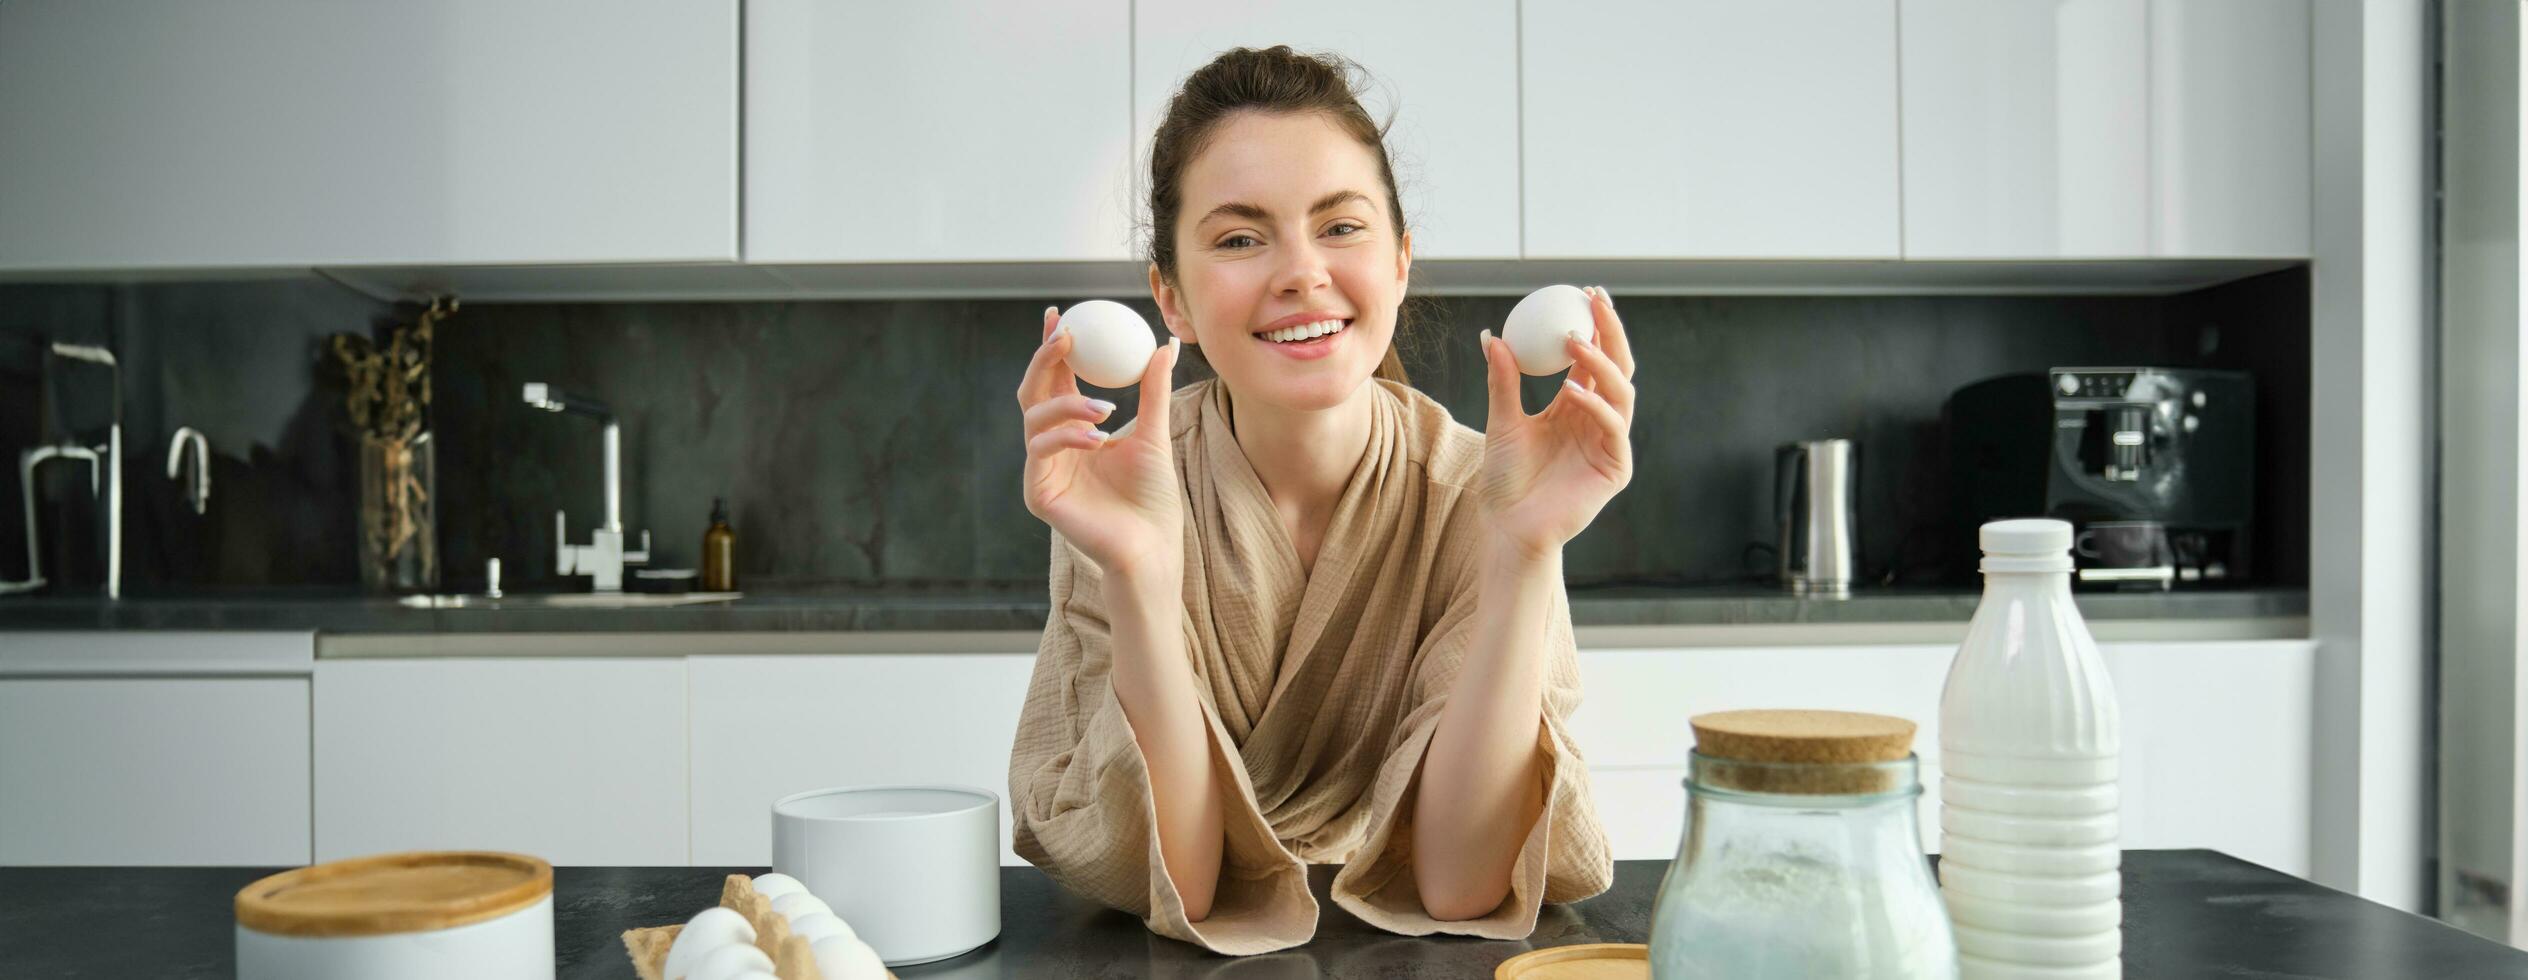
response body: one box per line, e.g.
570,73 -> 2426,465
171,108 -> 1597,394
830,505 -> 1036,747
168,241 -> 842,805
0,584 -> 2306,634
4,851 -> 2516,978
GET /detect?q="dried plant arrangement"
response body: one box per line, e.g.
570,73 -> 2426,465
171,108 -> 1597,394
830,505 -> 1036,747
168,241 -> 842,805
328,296 -> 455,590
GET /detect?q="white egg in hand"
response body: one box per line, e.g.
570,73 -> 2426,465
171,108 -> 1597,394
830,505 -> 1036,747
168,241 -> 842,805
787,911 -> 857,945
1055,299 -> 1159,389
812,935 -> 892,980
685,941 -> 776,980
1501,284 -> 1597,376
771,890 -> 833,923
749,872 -> 808,902
663,907 -> 757,980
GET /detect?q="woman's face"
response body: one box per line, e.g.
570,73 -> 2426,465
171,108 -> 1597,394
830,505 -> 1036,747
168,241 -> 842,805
1152,110 -> 1411,414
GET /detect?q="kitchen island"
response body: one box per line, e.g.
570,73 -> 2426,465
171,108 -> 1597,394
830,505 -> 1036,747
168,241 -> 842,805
5,851 -> 2518,978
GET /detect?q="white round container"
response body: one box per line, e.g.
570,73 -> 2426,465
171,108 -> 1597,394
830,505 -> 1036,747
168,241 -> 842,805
772,784 -> 1000,967
234,851 -> 553,980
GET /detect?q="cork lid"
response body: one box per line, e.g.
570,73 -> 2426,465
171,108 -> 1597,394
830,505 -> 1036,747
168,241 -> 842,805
235,851 -> 552,937
1689,710 -> 1918,795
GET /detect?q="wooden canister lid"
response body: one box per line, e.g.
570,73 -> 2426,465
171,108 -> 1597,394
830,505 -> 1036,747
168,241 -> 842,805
1495,942 -> 1649,979
235,851 -> 552,937
1690,710 -> 1917,794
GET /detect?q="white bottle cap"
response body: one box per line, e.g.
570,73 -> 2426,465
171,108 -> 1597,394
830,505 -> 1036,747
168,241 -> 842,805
1980,518 -> 2072,555
1979,518 -> 2074,572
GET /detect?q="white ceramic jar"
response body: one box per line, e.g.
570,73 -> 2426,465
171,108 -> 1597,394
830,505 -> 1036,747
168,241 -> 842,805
773,784 -> 1000,967
234,851 -> 554,980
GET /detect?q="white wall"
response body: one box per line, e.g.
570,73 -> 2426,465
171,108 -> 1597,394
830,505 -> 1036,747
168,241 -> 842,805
2436,0 -> 2526,944
2308,0 -> 2433,911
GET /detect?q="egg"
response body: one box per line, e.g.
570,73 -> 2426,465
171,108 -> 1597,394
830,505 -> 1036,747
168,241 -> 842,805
812,935 -> 891,980
1501,284 -> 1597,376
786,911 -> 857,945
663,906 -> 757,980
685,941 -> 776,980
722,973 -> 779,980
1055,299 -> 1159,389
749,872 -> 808,902
771,890 -> 833,923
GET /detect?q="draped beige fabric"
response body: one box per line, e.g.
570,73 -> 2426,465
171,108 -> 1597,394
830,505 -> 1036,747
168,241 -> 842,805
1008,378 -> 1613,956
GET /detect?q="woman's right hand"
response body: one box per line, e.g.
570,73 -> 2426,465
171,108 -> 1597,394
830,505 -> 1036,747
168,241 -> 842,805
1017,306 -> 1185,582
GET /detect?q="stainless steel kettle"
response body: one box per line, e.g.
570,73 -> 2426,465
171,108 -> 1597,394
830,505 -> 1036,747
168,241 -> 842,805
1776,439 -> 1858,596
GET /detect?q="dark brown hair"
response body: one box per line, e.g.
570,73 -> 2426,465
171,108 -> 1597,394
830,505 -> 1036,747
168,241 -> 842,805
1146,45 -> 1422,385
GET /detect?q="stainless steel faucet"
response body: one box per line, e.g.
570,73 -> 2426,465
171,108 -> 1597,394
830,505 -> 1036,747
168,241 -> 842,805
166,426 -> 210,515
1,444 -> 100,595
3,342 -> 121,598
521,383 -> 648,592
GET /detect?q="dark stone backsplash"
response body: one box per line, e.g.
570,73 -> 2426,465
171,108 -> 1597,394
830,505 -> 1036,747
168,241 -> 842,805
0,269 -> 2309,596
1,280 -> 390,595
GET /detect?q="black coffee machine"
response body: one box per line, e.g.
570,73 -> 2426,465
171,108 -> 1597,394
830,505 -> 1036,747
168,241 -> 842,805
1944,368 -> 2254,589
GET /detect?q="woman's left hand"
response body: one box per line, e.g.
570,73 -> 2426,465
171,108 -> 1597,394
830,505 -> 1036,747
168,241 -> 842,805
1477,286 -> 1637,561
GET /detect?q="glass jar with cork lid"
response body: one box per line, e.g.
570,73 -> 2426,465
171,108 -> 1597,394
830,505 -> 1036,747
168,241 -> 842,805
1649,709 -> 1957,979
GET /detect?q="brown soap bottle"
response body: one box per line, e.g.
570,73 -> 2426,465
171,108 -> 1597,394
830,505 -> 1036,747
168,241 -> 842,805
701,497 -> 737,592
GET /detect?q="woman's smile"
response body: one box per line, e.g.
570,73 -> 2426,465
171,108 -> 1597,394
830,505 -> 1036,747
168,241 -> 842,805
1254,312 -> 1354,360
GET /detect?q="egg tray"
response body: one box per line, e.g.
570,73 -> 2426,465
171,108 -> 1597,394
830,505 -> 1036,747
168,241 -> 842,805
622,874 -> 899,980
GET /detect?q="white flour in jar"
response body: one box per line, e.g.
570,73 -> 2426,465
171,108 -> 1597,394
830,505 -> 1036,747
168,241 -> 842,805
1652,848 -> 1957,979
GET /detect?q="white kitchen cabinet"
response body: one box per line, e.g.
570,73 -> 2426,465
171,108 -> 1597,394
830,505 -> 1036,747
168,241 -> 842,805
1588,766 -> 1692,862
1522,0 -> 1901,259
0,677 -> 312,866
1899,0 -> 2150,258
0,1 -> 737,271
1572,640 -> 2316,875
2106,639 -> 2314,873
313,658 -> 688,865
0,631 -> 313,866
744,0 -> 1134,263
1571,643 -> 1954,860
688,653 -> 1035,866
2148,0 -> 2312,258
1134,1 -> 1521,260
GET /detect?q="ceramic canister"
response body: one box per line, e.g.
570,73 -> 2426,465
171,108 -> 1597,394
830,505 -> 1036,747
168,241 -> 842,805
234,851 -> 554,980
773,784 -> 1001,967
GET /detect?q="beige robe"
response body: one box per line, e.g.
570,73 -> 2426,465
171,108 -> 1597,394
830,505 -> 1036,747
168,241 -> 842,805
1007,378 -> 1613,955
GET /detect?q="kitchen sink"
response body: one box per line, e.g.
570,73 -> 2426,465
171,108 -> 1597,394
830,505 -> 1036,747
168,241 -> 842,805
397,591 -> 742,609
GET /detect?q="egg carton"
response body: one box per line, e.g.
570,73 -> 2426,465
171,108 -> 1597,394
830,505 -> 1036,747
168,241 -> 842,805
621,874 -> 898,980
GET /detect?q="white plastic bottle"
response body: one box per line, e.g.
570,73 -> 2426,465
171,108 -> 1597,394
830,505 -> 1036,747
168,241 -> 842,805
1937,519 -> 2122,979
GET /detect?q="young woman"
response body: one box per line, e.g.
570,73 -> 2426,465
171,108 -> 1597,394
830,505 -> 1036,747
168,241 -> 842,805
1009,46 -> 1637,955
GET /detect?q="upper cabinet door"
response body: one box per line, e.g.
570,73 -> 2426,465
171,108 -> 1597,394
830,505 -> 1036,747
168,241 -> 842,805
1524,0 -> 1901,259
1900,0 -> 2148,258
2149,0 -> 2311,258
1134,1 -> 1521,261
746,0 -> 1133,263
0,1 -> 737,271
